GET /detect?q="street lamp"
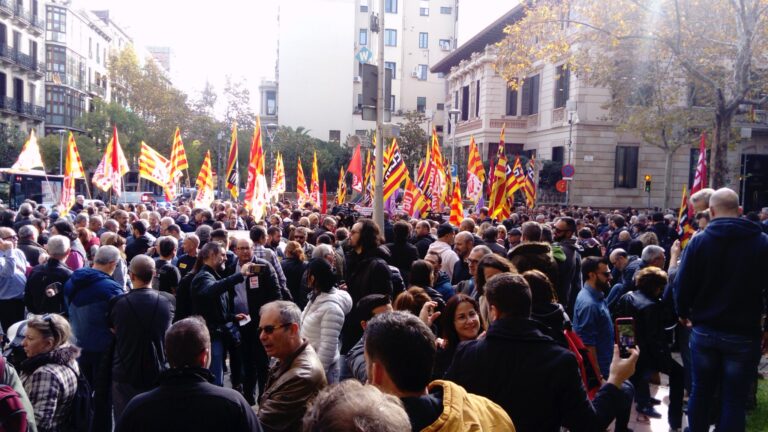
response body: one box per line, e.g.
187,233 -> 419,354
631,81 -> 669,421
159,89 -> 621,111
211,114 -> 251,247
56,129 -> 67,175
565,100 -> 579,206
216,131 -> 225,198
266,123 -> 278,181
448,108 -> 461,166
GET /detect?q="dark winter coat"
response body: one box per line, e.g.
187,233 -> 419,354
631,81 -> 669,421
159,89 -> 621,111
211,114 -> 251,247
25,258 -> 72,315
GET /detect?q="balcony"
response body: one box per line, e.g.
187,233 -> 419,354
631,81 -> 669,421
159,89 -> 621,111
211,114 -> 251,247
18,101 -> 45,121
13,50 -> 43,78
0,96 -> 16,115
89,83 -> 106,98
29,14 -> 43,36
0,0 -> 12,17
12,4 -> 30,28
0,45 -> 12,65
46,72 -> 87,92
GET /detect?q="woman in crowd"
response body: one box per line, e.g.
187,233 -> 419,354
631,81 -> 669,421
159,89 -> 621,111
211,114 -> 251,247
407,260 -> 446,309
100,232 -> 131,292
300,258 -> 352,384
433,294 -> 484,379
50,220 -> 86,271
423,252 -> 454,300
475,254 -> 515,329
281,241 -> 309,308
523,269 -> 569,347
20,314 -> 80,432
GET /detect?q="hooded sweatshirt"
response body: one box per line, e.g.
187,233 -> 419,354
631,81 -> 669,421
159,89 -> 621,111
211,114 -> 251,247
401,380 -> 515,432
674,217 -> 768,336
300,287 -> 353,371
64,267 -> 124,352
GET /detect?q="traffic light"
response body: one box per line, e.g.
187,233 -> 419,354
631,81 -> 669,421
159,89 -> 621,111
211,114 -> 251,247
644,175 -> 652,192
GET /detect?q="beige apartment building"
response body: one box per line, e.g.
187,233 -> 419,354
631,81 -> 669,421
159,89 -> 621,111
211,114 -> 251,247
432,6 -> 768,211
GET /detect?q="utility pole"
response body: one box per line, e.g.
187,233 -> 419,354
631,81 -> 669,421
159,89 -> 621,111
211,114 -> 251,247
373,0 -> 385,229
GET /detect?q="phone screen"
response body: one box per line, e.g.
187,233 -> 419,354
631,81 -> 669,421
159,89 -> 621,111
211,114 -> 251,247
615,318 -> 635,358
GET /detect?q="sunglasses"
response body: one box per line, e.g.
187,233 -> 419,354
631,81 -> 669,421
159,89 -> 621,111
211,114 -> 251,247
257,323 -> 292,335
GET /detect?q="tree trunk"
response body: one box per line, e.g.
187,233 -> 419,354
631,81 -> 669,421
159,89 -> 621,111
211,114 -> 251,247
711,103 -> 735,189
663,149 -> 674,209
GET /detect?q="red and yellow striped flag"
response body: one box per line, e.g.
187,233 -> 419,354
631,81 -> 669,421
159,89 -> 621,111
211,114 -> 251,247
194,151 -> 214,208
489,153 -> 509,220
66,132 -> 86,179
170,127 -> 188,182
336,166 -> 347,205
245,117 -> 266,210
225,123 -> 239,199
60,132 -> 86,211
296,157 -> 309,204
271,152 -> 286,196
310,151 -> 320,204
139,142 -> 175,201
523,155 -> 537,209
383,138 -> 408,201
466,136 -> 484,203
402,177 -> 429,218
449,180 -> 464,226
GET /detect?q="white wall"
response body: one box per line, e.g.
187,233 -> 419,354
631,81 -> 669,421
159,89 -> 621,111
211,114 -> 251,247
278,0 -> 356,141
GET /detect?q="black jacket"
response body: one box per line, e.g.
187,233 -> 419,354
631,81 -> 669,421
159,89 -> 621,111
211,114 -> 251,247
243,257 -> 283,318
280,258 -> 309,309
446,317 -> 627,432
126,234 -> 155,262
484,240 -> 507,257
613,290 -> 672,371
341,247 -> 393,353
384,241 -> 419,283
116,367 -> 261,432
412,234 -> 435,259
190,265 -> 244,336
554,238 -> 582,315
17,239 -> 44,266
25,258 -> 72,315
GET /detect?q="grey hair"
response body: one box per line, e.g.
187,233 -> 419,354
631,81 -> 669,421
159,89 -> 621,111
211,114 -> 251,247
184,233 -> 200,247
195,225 -> 212,243
260,300 -> 302,329
161,216 -> 174,226
74,213 -> 89,225
46,235 -> 71,259
18,203 -> 33,216
641,245 -> 665,263
94,245 -> 121,265
470,245 -> 493,256
312,244 -> 335,260
18,224 -> 38,240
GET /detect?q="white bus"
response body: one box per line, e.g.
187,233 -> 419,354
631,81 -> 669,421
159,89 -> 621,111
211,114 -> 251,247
0,168 -> 64,210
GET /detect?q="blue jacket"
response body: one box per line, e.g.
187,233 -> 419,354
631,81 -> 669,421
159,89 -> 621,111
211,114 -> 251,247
64,267 -> 124,352
674,217 -> 768,337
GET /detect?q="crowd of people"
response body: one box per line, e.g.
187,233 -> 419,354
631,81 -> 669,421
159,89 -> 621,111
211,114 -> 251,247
0,189 -> 766,432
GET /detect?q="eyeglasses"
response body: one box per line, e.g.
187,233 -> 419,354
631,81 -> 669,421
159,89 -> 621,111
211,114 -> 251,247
257,323 -> 292,335
43,314 -> 59,342
2,235 -> 18,241
467,258 -> 480,265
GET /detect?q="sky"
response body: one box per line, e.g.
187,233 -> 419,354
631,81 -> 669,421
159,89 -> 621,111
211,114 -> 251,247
75,0 -> 515,118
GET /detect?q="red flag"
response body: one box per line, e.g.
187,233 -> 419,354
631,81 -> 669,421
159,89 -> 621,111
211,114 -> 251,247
691,132 -> 708,195
348,144 -> 364,192
321,181 -> 328,214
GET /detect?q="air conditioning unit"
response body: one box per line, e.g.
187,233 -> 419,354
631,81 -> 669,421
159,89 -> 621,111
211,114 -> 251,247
353,76 -> 362,83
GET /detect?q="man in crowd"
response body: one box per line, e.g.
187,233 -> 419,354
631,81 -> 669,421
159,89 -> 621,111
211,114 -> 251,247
482,226 -> 507,257
451,231 -> 474,284
126,220 -> 156,262
64,245 -> 125,385
109,255 -> 176,420
340,294 -> 393,383
573,257 -> 615,380
385,221 -> 419,283
447,273 -> 637,431
553,217 -> 583,315
0,227 -> 28,332
674,188 -> 768,431
365,311 -> 514,431
427,223 -> 459,275
17,225 -> 44,266
154,236 -> 181,294
24,235 -> 72,315
293,227 -> 314,257
257,300 -> 326,431
176,234 -> 199,277
250,226 -> 287,295
606,245 -> 665,308
117,317 -> 262,432
412,220 -> 435,259
456,245 -> 493,299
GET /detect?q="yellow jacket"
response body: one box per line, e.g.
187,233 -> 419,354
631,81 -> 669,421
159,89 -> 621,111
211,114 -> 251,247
422,380 -> 515,432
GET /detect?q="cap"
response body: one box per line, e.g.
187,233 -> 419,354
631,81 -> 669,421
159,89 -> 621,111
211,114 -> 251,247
509,228 -> 522,236
437,223 -> 457,237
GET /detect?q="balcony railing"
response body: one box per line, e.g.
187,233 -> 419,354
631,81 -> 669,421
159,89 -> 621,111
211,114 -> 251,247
90,83 -> 106,98
0,96 -> 16,112
0,45 -> 43,74
12,4 -> 30,26
29,14 -> 43,34
47,72 -> 87,92
0,96 -> 45,121
0,0 -> 12,16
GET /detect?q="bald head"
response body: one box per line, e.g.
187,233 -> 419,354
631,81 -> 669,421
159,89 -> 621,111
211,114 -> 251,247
618,230 -> 631,242
709,188 -> 740,219
690,188 -> 715,213
129,254 -> 156,286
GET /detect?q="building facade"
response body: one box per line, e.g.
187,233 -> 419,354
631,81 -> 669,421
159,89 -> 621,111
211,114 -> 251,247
432,6 -> 768,210
44,1 -> 110,135
274,0 -> 457,145
0,0 -> 46,145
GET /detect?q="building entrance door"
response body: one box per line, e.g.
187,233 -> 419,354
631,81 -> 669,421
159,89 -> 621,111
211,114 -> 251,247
742,154 -> 768,213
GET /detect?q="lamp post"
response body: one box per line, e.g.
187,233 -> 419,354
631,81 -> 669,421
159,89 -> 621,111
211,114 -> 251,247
216,131 -> 224,198
448,108 -> 461,166
56,129 -> 67,175
565,100 -> 578,206
266,123 -> 278,181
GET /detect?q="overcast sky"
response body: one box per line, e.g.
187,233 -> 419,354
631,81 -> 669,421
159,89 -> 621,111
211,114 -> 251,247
75,0 -> 515,117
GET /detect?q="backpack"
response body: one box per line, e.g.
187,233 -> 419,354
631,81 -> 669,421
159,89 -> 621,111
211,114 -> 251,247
563,326 -> 603,400
0,356 -> 27,432
63,364 -> 94,432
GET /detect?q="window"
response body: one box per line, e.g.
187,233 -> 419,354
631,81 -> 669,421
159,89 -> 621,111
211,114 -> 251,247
384,29 -> 397,46
475,80 -> 480,118
420,7 -> 429,16
385,0 -> 397,13
417,97 -> 426,113
359,29 -> 368,45
418,32 -> 428,49
437,72 -> 445,78
460,85 -> 469,120
360,5 -> 368,12
266,91 -> 277,115
96,42 -> 100,64
552,146 -> 564,162
46,6 -> 66,43
436,103 -> 444,111
384,61 -> 396,79
329,130 -> 341,143
357,93 -> 362,108
416,64 -> 428,80
88,37 -> 92,59
390,95 -> 395,111
554,64 -> 570,109
46,45 -> 66,75
614,146 -> 639,188
506,83 -> 518,116
521,74 -> 540,115
355,130 -> 367,137
439,39 -> 451,50
440,6 -> 452,14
